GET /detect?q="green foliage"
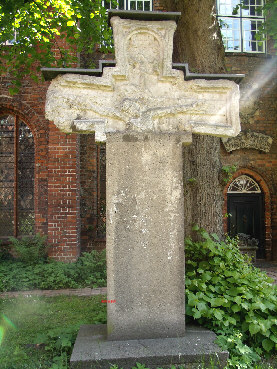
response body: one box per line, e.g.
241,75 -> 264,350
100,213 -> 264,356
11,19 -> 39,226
1,230 -> 277,368
0,241 -> 13,261
0,249 -> 107,291
261,0 -> 277,51
0,295 -> 107,368
77,250 -> 107,287
108,360 -> 277,369
187,177 -> 197,185
9,233 -> 48,264
185,227 -> 277,369
0,0 -> 113,94
34,325 -> 79,369
220,165 -> 237,184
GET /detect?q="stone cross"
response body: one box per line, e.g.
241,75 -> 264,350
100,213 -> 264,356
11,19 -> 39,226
45,12 -> 240,342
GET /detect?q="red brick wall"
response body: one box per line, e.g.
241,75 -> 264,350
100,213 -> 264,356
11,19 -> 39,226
0,75 -> 81,261
222,53 -> 277,260
47,123 -> 80,261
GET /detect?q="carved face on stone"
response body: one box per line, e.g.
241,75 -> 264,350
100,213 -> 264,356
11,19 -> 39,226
126,31 -> 161,75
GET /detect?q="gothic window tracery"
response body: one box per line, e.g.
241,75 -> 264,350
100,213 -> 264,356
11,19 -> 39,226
0,115 -> 35,238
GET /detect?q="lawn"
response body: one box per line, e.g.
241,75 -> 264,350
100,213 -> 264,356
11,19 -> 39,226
0,295 -> 107,369
0,294 -> 276,369
1,233 -> 276,368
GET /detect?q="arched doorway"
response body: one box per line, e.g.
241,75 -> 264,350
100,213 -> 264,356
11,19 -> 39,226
227,175 -> 265,259
0,114 -> 35,239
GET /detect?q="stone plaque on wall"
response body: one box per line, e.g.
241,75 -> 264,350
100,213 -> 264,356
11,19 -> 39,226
222,131 -> 273,153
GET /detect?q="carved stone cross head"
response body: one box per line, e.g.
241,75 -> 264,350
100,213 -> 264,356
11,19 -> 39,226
44,11 -> 242,347
45,14 -> 241,142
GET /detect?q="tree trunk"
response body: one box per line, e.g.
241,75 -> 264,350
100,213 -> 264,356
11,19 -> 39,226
162,0 -> 226,238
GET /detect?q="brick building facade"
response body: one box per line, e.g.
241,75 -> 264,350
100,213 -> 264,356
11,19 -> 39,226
0,2 -> 276,261
222,52 -> 277,260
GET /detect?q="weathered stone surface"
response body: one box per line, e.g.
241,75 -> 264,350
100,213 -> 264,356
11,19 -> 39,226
222,131 -> 273,153
70,324 -> 229,369
44,11 -> 241,359
106,132 -> 189,340
45,17 -> 240,141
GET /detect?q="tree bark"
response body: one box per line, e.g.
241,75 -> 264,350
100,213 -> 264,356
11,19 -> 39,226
162,0 -> 226,238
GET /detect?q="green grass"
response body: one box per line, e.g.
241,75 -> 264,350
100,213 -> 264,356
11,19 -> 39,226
0,295 -> 276,369
0,295 -> 107,368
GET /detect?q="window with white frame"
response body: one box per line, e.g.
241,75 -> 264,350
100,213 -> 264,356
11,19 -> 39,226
217,0 -> 265,53
103,0 -> 152,11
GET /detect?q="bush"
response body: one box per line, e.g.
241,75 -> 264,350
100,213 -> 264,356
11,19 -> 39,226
0,249 -> 107,292
9,234 -> 48,264
185,227 -> 277,369
0,241 -> 13,261
76,250 -> 107,287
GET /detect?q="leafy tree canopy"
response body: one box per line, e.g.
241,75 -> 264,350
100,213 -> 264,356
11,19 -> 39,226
0,0 -> 114,94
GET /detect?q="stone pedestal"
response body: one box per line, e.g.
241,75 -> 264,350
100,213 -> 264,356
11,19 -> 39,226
106,132 -> 190,340
70,325 -> 229,369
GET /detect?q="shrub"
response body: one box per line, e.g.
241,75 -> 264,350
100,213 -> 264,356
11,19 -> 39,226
185,227 -> 277,369
76,250 -> 107,288
0,249 -> 107,292
0,241 -> 13,261
0,261 -> 34,291
33,262 -> 80,290
9,234 -> 48,264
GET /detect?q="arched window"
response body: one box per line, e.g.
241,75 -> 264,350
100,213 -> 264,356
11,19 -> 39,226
0,115 -> 35,238
227,175 -> 261,193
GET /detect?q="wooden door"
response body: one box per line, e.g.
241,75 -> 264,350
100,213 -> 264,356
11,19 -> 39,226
227,193 -> 265,259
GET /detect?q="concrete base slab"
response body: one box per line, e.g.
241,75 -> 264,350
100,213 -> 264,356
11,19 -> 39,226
70,325 -> 228,369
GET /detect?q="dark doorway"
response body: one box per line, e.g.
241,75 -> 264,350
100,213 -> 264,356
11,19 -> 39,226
227,193 -> 265,259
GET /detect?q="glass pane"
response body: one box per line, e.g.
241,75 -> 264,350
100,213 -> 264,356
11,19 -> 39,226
144,1 -> 150,10
251,41 -> 257,51
137,1 -> 143,10
0,115 -> 15,237
257,42 -> 263,52
130,1 -> 136,9
242,19 -> 264,52
220,17 -> 241,51
127,0 -> 152,10
118,0 -> 124,9
217,0 -> 240,16
17,120 -> 35,236
242,0 -> 263,17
